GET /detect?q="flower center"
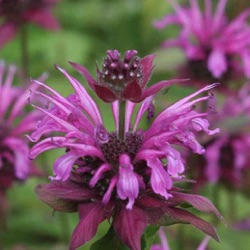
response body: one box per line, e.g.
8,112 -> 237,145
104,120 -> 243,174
98,50 -> 142,94
100,131 -> 144,164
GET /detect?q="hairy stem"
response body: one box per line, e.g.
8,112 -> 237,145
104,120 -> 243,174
118,101 -> 126,140
20,24 -> 29,82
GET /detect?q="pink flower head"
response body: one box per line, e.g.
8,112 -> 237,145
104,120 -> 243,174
69,50 -> 186,103
205,84 -> 250,187
190,83 -> 250,191
0,61 -> 42,228
30,51 -> 222,250
154,0 -> 250,83
0,0 -> 60,48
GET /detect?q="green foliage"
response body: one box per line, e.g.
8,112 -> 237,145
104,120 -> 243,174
90,227 -> 130,250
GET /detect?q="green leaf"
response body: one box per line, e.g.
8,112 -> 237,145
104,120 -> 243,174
141,234 -> 147,250
144,225 -> 160,238
180,202 -> 193,209
142,225 -> 160,250
90,227 -> 129,250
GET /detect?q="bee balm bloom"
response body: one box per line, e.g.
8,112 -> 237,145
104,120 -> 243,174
154,0 -> 250,84
204,84 -> 250,189
30,50 -> 222,250
0,61 -> 41,228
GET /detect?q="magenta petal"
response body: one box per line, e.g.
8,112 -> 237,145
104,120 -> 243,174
29,137 -> 67,160
102,176 -> 118,204
207,49 -> 227,78
153,14 -> 181,29
3,137 -> 30,180
164,145 -> 185,177
70,202 -> 106,250
213,0 -> 227,33
117,154 -> 139,209
113,206 -> 147,250
197,236 -> 211,250
54,66 -> 103,125
35,181 -> 95,212
0,23 -> 18,48
122,80 -> 142,102
69,62 -> 97,90
152,227 -> 170,250
89,163 -> 112,187
171,192 -> 224,222
125,100 -> 136,132
163,207 -> 219,242
94,84 -> 119,102
140,54 -> 155,89
133,96 -> 154,131
147,158 -> 173,199
52,151 -> 82,181
141,79 -> 187,100
241,50 -> 250,78
205,138 -> 226,183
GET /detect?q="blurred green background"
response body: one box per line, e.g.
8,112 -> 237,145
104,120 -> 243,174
1,0 -> 250,249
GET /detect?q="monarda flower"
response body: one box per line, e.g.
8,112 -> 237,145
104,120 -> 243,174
29,50 -> 222,250
0,61 -> 42,229
0,0 -> 59,48
189,83 -> 250,194
154,0 -> 250,87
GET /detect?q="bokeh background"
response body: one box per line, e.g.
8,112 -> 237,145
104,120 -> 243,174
1,0 -> 250,249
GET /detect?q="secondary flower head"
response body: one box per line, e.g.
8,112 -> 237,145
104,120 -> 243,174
0,0 -> 60,48
0,61 -> 42,228
30,51 -> 221,250
204,84 -> 250,189
189,83 -> 250,193
69,50 -> 185,103
154,0 -> 250,84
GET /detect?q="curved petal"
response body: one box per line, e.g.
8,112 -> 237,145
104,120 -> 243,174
147,158 -> 173,199
117,154 -> 139,209
69,62 -> 97,90
140,54 -> 155,89
141,79 -> 187,101
52,151 -> 82,181
3,137 -> 30,180
207,49 -> 227,78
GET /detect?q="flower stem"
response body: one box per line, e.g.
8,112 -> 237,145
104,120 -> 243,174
20,24 -> 29,82
177,225 -> 184,250
228,189 -> 237,223
58,213 -> 71,243
118,101 -> 126,140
